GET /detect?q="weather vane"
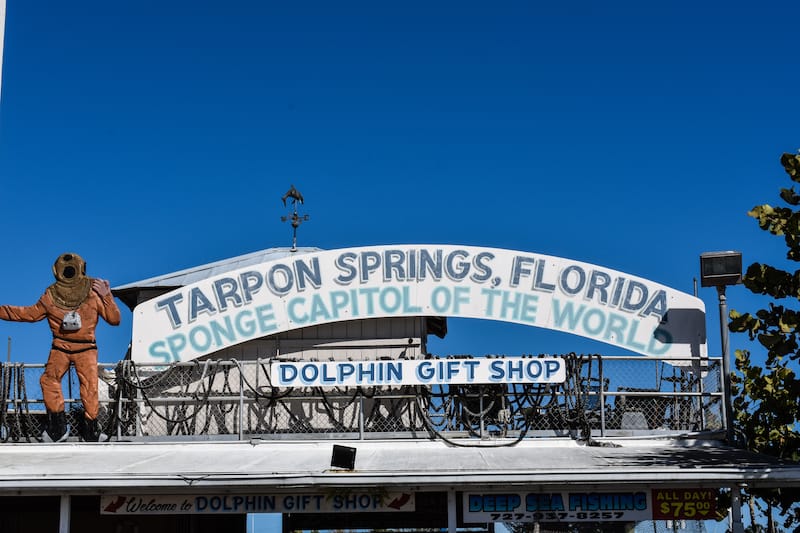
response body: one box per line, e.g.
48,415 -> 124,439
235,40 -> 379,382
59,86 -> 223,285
281,184 -> 309,252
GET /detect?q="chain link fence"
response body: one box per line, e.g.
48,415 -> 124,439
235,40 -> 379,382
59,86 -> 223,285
0,355 -> 723,443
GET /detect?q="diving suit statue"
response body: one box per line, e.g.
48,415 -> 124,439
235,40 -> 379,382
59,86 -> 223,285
0,253 -> 120,441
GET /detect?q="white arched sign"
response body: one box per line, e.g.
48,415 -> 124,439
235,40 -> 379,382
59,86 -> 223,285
131,245 -> 706,364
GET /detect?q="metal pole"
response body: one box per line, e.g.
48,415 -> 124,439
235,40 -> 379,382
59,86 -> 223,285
731,485 -> 744,533
447,489 -> 457,533
719,288 -> 744,533
358,395 -> 365,440
239,364 -> 245,441
59,495 -> 71,533
717,286 -> 734,444
599,355 -> 606,437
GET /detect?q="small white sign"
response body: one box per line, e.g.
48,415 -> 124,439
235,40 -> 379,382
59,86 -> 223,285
101,491 -> 415,515
464,490 -> 652,523
271,356 -> 566,387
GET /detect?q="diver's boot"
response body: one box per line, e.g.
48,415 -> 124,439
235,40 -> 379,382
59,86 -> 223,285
46,411 -> 68,442
80,418 -> 101,442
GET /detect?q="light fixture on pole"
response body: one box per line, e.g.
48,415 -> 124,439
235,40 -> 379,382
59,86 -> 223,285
699,251 -> 742,444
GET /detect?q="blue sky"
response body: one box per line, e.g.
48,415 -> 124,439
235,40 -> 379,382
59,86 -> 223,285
2,0 -> 798,366
2,1 -> 799,531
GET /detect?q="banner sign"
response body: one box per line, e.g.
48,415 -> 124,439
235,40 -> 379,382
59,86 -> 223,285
651,488 -> 717,520
463,490 -> 652,523
101,491 -> 415,515
131,245 -> 706,364
271,356 -> 565,387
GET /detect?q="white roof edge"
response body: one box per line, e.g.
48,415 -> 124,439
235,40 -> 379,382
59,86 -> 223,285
1,438 -> 798,494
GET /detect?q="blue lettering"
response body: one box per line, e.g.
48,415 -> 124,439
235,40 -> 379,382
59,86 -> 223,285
359,251 -> 381,283
545,360 -> 561,379
301,364 -> 318,384
463,360 -> 479,380
156,293 -> 184,328
501,291 -> 522,320
339,363 -> 355,381
416,361 -> 434,381
641,290 -> 668,319
519,294 -> 538,323
582,308 -> 606,335
239,271 -> 263,303
329,291 -> 349,318
321,364 -> 336,384
552,299 -> 584,331
295,257 -> 321,290
559,265 -> 586,295
489,360 -> 504,380
402,286 -> 422,313
379,287 -> 402,313
148,341 -> 174,364
526,360 -> 542,378
481,288 -> 499,316
430,286 -> 451,313
288,297 -> 308,323
189,325 -> 212,352
387,362 -> 402,382
235,309 -> 255,336
189,288 -> 216,322
166,333 -> 187,361
534,260 -> 556,292
309,294 -> 332,322
610,277 -> 626,306
621,280 -> 648,312
625,320 -> 646,351
469,495 -> 483,512
384,249 -> 406,281
445,249 -> 470,281
586,270 -> 611,304
453,286 -> 470,313
510,256 -> 535,288
604,313 -> 628,342
419,249 -> 443,280
357,363 -> 375,383
268,264 -> 294,296
213,277 -> 242,312
648,327 -> 672,355
335,252 -> 358,284
506,360 -> 523,381
470,252 -> 494,283
255,304 -> 277,333
361,287 -> 379,315
279,364 -> 297,384
210,316 -> 236,345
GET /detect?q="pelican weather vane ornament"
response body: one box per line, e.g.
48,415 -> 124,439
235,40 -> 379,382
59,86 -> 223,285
281,184 -> 309,252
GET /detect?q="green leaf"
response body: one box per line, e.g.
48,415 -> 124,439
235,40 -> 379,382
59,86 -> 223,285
780,187 -> 800,205
782,152 -> 800,183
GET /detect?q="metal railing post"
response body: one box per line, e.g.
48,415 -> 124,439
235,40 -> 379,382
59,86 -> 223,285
238,361 -> 245,441
358,395 -> 365,440
598,355 -> 606,438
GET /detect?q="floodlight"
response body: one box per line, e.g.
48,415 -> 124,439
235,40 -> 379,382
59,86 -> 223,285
699,251 -> 742,288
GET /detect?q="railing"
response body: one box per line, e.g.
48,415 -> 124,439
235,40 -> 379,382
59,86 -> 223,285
0,355 -> 723,444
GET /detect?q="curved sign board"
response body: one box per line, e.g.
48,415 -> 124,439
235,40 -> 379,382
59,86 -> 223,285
131,245 -> 707,364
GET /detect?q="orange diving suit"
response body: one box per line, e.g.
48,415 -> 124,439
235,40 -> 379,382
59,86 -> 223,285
0,253 -> 120,441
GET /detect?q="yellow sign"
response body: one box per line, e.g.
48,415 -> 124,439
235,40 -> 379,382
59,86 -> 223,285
652,489 -> 716,520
